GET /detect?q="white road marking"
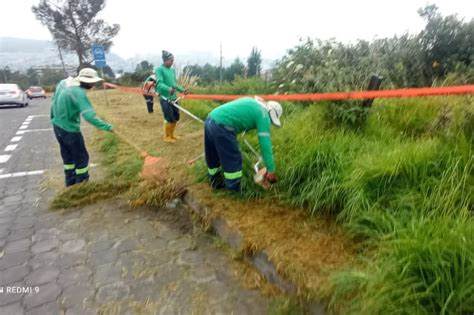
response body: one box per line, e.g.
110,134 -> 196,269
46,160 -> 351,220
0,155 -> 11,163
0,169 -> 45,179
16,131 -> 26,135
25,128 -> 52,132
28,115 -> 49,118
4,144 -> 18,152
0,169 -> 3,174
19,126 -> 28,130
11,136 -> 22,142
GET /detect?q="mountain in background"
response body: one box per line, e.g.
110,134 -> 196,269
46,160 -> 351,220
0,37 -> 276,73
0,37 -> 129,72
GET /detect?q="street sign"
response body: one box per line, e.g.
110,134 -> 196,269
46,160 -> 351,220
92,44 -> 106,68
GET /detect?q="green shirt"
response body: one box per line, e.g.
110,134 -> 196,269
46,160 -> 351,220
209,97 -> 275,172
50,78 -> 112,133
155,64 -> 184,101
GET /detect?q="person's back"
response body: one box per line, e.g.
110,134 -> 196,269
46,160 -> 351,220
51,77 -> 111,132
209,97 -> 270,133
51,78 -> 85,132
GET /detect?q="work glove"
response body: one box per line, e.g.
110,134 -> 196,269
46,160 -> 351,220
170,87 -> 176,95
265,172 -> 278,184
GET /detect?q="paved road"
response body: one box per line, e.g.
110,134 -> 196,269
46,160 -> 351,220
0,98 -> 268,314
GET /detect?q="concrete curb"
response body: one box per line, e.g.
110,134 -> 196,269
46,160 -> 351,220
182,190 -> 326,315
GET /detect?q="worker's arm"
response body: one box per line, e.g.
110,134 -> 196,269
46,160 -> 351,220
256,115 -> 275,173
155,67 -> 171,92
74,90 -> 113,131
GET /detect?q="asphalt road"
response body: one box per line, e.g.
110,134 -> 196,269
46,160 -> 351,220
0,98 -> 55,178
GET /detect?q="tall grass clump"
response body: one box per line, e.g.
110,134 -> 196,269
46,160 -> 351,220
330,216 -> 474,314
198,95 -> 473,312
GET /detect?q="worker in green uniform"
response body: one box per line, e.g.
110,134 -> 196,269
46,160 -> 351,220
51,68 -> 113,187
155,50 -> 188,143
204,96 -> 283,192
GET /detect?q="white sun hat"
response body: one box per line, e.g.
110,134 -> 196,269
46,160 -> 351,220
76,68 -> 103,84
254,96 -> 283,127
266,100 -> 283,127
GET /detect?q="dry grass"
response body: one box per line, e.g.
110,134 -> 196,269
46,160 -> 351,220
191,183 -> 356,300
90,89 -> 204,183
89,89 -> 356,301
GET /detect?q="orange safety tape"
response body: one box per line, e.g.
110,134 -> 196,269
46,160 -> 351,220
103,82 -> 474,102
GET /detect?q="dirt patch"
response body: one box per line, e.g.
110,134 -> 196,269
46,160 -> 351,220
189,183 -> 356,299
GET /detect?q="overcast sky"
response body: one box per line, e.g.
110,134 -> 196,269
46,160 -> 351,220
1,0 -> 473,61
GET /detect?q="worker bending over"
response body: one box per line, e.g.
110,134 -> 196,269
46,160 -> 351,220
204,97 -> 282,192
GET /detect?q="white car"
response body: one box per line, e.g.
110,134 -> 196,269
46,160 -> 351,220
26,86 -> 47,99
0,84 -> 28,107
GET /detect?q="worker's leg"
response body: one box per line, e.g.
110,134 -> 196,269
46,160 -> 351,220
213,124 -> 242,192
71,132 -> 90,184
204,118 -> 224,189
160,98 -> 176,143
53,125 -> 76,187
144,95 -> 154,113
170,101 -> 181,140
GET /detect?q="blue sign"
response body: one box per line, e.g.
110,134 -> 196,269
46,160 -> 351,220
92,44 -> 106,68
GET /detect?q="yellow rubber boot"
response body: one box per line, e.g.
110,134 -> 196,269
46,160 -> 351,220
163,122 -> 176,143
170,123 -> 181,140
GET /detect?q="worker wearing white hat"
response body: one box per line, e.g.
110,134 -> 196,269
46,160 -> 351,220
204,96 -> 283,192
51,68 -> 113,186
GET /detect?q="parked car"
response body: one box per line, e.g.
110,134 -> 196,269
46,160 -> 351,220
26,86 -> 47,99
0,84 -> 28,107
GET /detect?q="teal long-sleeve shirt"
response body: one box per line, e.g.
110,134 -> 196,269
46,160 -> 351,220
50,78 -> 112,132
155,64 -> 184,101
209,97 -> 275,172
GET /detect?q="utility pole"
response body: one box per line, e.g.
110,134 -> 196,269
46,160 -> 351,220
56,41 -> 68,77
219,42 -> 223,82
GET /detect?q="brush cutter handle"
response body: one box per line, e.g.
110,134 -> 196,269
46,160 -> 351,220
161,96 -> 204,124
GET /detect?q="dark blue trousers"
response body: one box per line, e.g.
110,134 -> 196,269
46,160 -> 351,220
160,98 -> 180,123
143,95 -> 154,113
204,118 -> 242,192
53,125 -> 89,187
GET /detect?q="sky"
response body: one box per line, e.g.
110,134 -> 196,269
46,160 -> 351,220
1,0 -> 473,61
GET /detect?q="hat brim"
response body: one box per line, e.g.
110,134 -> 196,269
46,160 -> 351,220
269,111 -> 281,127
77,77 -> 103,84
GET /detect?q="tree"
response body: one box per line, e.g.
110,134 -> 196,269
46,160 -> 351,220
247,47 -> 262,77
135,60 -> 154,73
32,0 -> 120,70
101,65 -> 115,79
224,58 -> 245,81
131,60 -> 154,82
418,5 -> 474,80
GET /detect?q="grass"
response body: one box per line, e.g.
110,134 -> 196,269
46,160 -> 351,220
330,216 -> 474,314
50,129 -> 185,210
87,86 -> 474,314
50,132 -> 143,209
